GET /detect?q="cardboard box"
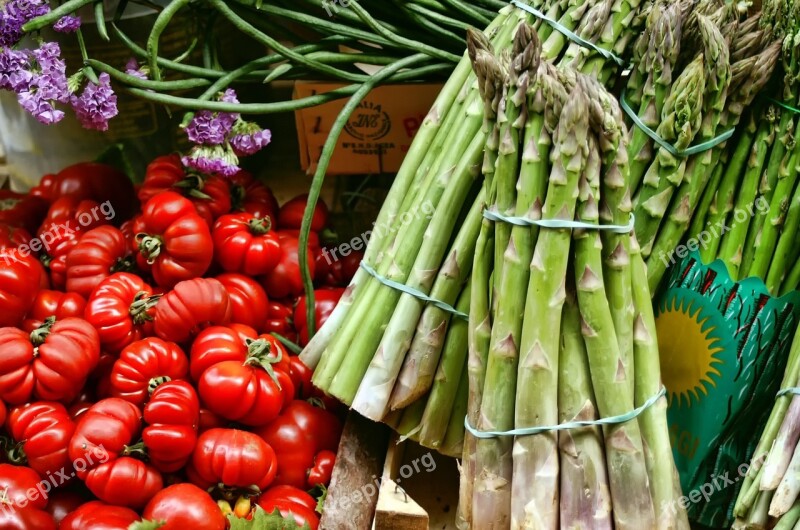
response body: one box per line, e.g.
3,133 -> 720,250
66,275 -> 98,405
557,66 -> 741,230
294,82 -> 443,175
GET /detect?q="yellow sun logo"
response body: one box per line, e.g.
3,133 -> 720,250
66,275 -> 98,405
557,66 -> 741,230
655,295 -> 725,408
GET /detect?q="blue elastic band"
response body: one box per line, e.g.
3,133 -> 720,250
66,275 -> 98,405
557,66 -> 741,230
777,387 -> 800,397
465,386 -> 666,439
510,0 -> 625,66
483,209 -> 635,234
619,89 -> 735,157
359,261 -> 469,320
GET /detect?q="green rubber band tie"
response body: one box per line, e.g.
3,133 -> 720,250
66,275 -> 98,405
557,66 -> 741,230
465,386 -> 666,439
620,89 -> 735,157
767,97 -> 800,116
483,209 -> 635,233
510,0 -> 625,66
359,262 -> 469,320
776,387 -> 800,397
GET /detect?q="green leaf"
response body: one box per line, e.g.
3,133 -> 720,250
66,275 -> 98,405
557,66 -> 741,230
128,520 -> 166,530
228,506 -> 312,530
315,484 -> 328,514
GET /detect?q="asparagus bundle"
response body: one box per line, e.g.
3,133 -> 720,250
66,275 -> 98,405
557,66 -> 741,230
621,0 -> 782,293
732,326 -> 800,528
300,0 -> 652,459
459,25 -> 686,530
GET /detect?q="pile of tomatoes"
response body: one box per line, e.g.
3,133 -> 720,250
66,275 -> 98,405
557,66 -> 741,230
0,156 -> 362,529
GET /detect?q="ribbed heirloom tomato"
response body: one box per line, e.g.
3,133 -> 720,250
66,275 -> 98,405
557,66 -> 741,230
189,428 -> 277,492
0,252 -> 46,327
37,224 -> 80,291
0,463 -> 56,529
0,222 -> 32,249
142,380 -> 199,472
21,289 -> 86,332
229,169 -> 278,221
65,226 -> 134,299
6,401 -> 76,478
59,501 -> 140,529
108,337 -> 189,407
0,317 -> 100,404
189,325 -> 288,381
133,192 -> 214,288
215,273 -> 269,331
84,272 -> 160,353
41,196 -> 109,235
154,278 -> 232,343
68,398 -> 163,508
212,212 -> 282,276
138,155 -> 232,225
258,485 -> 320,530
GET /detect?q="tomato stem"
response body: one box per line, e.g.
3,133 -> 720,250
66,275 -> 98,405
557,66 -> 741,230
5,441 -> 27,466
112,255 -> 137,274
136,234 -> 164,264
148,375 -> 172,395
130,292 -> 162,325
247,216 -> 272,235
122,441 -> 148,459
175,174 -> 213,200
244,341 -> 283,390
30,316 -> 55,346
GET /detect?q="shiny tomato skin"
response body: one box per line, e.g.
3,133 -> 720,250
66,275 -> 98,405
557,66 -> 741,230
21,289 -> 86,332
259,232 -> 315,299
198,408 -> 226,433
44,487 -> 89,525
308,449 -> 336,488
154,278 -> 232,344
0,223 -> 32,249
134,191 -> 213,288
41,196 -> 108,235
0,463 -> 56,528
108,337 -> 189,407
0,252 -> 45,327
83,457 -> 163,509
65,226 -> 134,299
212,213 -> 282,276
189,325 -> 253,382
37,224 -> 79,291
198,361 -> 290,427
7,401 -> 75,478
229,170 -> 279,222
215,273 -> 269,332
293,287 -> 344,346
59,501 -> 140,530
258,485 -> 318,512
0,317 -> 100,404
84,272 -> 157,353
142,483 -> 226,530
143,380 -> 199,473
190,428 -> 277,491
68,398 -> 141,476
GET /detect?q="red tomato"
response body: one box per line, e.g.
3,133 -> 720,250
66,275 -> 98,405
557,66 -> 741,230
21,290 -> 86,332
65,226 -> 134,299
0,252 -> 44,327
308,450 -> 336,488
259,232 -> 316,299
0,223 -> 32,249
229,171 -> 278,221
0,317 -> 100,404
190,428 -> 277,492
7,401 -> 75,478
288,356 -> 314,399
29,162 -> 138,222
154,278 -> 232,343
68,399 -> 161,508
84,273 -> 158,353
141,483 -> 226,530
133,192 -> 213,288
0,463 -> 55,529
142,380 -> 199,473
37,223 -> 79,291
254,400 -> 342,489
293,288 -> 344,346
83,457 -> 163,509
278,194 -> 328,232
40,196 -> 108,236
0,400 -> 6,428
189,325 -> 287,382
215,273 -> 269,332
59,501 -> 139,529
315,248 -> 363,287
0,190 -> 49,234
264,300 -> 296,342
258,485 -> 317,512
138,155 -> 232,225
43,487 -> 89,525
257,499 -> 320,530
108,337 -> 189,407
212,213 -> 282,276
198,408 -> 226,432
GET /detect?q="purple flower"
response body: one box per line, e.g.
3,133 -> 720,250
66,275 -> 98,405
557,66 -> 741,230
124,58 -> 147,80
70,72 -> 118,131
53,14 -> 80,33
14,42 -> 69,124
230,128 -> 272,156
185,110 -> 232,145
182,145 -> 240,176
0,47 -> 32,91
0,0 -> 50,47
